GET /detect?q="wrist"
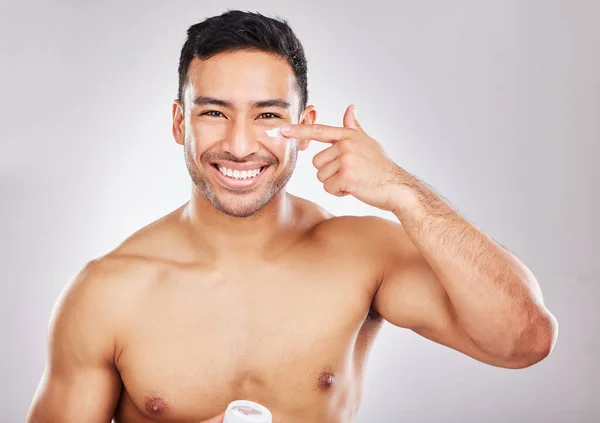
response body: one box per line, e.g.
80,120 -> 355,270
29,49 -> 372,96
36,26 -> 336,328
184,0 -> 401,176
389,184 -> 419,216
387,168 -> 421,216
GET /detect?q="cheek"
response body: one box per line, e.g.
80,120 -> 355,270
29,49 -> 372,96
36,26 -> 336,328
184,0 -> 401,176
261,133 -> 288,154
187,122 -> 227,152
280,139 -> 298,165
258,130 -> 297,162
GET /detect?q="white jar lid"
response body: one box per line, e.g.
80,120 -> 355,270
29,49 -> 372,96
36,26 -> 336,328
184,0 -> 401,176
223,400 -> 272,423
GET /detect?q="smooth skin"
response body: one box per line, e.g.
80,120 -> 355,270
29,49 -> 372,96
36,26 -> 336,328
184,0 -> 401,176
27,50 -> 558,423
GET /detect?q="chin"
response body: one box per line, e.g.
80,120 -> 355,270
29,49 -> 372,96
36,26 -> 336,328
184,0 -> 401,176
221,208 -> 261,218
208,191 -> 271,218
214,203 -> 264,218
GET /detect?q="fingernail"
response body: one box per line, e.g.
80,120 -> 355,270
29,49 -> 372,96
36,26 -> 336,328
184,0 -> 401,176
280,124 -> 291,134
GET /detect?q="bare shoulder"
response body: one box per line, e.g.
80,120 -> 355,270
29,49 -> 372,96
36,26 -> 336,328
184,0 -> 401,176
66,252 -> 160,299
288,196 -> 419,287
314,213 -> 400,235
46,207 -> 194,371
65,209 -> 184,301
43,255 -> 153,371
52,210 -> 186,340
54,252 -> 160,329
310,211 -> 413,257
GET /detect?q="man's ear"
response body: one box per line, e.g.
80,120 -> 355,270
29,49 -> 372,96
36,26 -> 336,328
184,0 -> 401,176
298,105 -> 317,151
172,99 -> 185,146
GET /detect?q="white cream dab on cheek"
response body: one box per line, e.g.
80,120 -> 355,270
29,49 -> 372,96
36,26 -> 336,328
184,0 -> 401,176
265,127 -> 281,138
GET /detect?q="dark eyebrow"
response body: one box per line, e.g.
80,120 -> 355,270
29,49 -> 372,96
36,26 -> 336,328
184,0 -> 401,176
193,96 -> 233,108
192,96 -> 291,110
251,99 -> 291,109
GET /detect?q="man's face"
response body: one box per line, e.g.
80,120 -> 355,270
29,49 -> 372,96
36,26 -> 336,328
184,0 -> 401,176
173,51 -> 314,218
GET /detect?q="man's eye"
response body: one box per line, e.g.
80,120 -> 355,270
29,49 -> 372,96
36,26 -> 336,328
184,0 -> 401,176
259,113 -> 280,119
202,111 -> 224,117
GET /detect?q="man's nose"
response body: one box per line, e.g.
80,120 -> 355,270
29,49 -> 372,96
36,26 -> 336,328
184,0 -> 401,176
220,119 -> 260,159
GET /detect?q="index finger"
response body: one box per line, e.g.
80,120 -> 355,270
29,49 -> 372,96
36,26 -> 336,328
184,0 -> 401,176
280,124 -> 350,143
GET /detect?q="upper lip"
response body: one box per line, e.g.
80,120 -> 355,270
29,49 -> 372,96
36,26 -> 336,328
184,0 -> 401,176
211,161 -> 269,171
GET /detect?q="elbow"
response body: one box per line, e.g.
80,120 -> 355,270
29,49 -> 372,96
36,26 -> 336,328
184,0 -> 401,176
507,310 -> 559,369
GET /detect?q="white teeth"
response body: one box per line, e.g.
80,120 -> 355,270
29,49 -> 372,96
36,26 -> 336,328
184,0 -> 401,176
217,166 -> 263,180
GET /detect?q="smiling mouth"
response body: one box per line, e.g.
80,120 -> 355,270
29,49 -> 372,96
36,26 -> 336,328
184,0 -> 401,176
211,164 -> 268,180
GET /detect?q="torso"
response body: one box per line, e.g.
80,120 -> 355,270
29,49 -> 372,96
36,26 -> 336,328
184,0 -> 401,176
108,198 -> 387,423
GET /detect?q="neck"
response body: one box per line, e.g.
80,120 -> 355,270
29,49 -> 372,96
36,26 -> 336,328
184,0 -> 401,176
181,185 -> 296,258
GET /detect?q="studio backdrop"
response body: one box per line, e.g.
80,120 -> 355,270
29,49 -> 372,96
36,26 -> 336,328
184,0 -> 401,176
1,1 -> 598,422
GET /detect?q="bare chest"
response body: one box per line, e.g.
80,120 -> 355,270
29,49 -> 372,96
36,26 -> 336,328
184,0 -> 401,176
114,257 -> 382,422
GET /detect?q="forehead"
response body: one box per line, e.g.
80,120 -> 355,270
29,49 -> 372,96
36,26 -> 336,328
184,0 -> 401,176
185,51 -> 299,108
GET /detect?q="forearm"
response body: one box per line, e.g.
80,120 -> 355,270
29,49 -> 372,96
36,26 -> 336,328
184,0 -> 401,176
390,169 -> 557,361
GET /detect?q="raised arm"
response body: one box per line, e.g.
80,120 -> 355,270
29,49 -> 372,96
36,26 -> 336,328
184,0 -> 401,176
371,192 -> 558,369
276,106 -> 557,369
27,262 -> 122,423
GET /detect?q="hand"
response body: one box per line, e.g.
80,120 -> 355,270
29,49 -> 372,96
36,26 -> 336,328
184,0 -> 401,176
280,105 -> 404,212
201,411 -> 225,423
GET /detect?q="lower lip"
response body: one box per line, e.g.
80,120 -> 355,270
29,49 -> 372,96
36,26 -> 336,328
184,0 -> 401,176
210,164 -> 269,190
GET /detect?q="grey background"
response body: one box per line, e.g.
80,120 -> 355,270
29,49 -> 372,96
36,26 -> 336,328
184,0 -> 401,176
1,0 -> 598,422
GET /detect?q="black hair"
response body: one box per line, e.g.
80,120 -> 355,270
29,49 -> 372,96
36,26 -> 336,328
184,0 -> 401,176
177,10 -> 308,114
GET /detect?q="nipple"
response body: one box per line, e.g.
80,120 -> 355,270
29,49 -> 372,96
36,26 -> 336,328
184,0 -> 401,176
145,396 -> 167,414
317,370 -> 336,390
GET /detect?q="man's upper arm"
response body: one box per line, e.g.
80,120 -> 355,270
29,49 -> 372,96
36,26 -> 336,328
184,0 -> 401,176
27,261 -> 123,423
369,218 -> 515,367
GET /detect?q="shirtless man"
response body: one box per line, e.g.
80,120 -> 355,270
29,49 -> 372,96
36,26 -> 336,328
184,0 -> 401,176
26,10 -> 558,423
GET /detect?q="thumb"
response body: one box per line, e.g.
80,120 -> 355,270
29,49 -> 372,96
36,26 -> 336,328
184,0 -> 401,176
343,104 -> 362,131
201,411 -> 225,423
